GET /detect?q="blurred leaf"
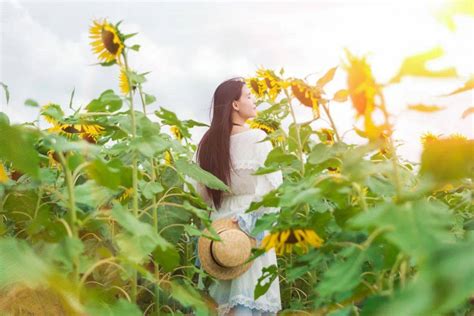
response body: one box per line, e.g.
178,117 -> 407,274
129,44 -> 140,51
0,238 -> 51,287
144,93 -> 156,105
24,99 -> 39,107
350,199 -> 455,260
0,122 -> 40,179
85,299 -> 141,316
316,246 -> 366,297
0,112 -> 10,125
373,240 -> 474,315
40,103 -> 64,121
168,281 -> 210,315
47,237 -> 84,274
316,66 -> 338,88
461,107 -> 474,119
0,82 -> 9,104
333,89 -> 349,102
73,180 -> 116,210
389,46 -> 457,84
175,158 -> 230,192
407,104 -> 445,112
441,76 -> 474,96
87,158 -> 122,190
111,202 -> 174,264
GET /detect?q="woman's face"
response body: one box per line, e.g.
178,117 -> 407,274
233,85 -> 257,119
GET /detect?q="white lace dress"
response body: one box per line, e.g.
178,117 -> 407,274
187,129 -> 283,316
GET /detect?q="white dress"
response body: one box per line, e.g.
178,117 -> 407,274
186,129 -> 283,316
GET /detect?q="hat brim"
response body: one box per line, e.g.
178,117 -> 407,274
198,217 -> 257,280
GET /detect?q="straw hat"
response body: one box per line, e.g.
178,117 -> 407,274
198,217 -> 257,280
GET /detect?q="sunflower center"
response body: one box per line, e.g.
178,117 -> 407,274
101,29 -> 120,55
286,231 -> 299,244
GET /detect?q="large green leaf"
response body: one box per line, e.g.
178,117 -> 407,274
0,122 -> 40,179
316,246 -> 366,297
111,202 -> 174,264
86,89 -> 122,112
175,158 -> 229,192
0,238 -> 51,287
350,199 -> 455,260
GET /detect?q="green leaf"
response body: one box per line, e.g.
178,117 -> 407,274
350,199 -> 455,260
168,282 -> 210,315
139,180 -> 164,199
0,82 -> 9,104
254,264 -> 278,300
0,122 -> 40,179
40,103 -> 64,121
153,244 -> 180,272
123,32 -> 138,40
86,90 -> 122,112
87,158 -> 122,190
0,238 -> 51,287
72,180 -> 116,210
47,237 -> 84,274
98,60 -> 117,67
129,44 -> 140,51
0,112 -> 10,125
175,158 -> 230,192
316,246 -> 366,297
86,299 -> 142,316
111,202 -> 174,264
24,98 -> 39,107
144,93 -> 156,105
372,241 -> 474,315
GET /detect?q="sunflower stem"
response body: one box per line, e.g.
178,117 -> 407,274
321,101 -> 341,142
122,50 -> 139,303
57,151 -> 80,285
378,92 -> 402,202
283,89 -> 305,177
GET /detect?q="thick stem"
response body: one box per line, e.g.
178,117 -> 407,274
137,82 -> 161,312
57,151 -> 80,284
122,50 -> 139,303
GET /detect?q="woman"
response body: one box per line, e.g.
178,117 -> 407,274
186,77 -> 283,315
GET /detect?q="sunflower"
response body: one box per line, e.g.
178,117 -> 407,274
245,77 -> 266,98
290,79 -> 322,116
420,132 -> 439,146
164,150 -> 173,165
256,68 -> 284,102
341,48 -> 379,117
0,162 -> 8,183
89,19 -> 124,64
117,187 -> 133,202
170,126 -> 183,141
46,150 -> 63,169
119,69 -> 131,95
260,228 -> 324,255
448,133 -> 468,141
316,128 -> 335,145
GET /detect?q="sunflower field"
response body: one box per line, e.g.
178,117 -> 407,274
0,15 -> 473,316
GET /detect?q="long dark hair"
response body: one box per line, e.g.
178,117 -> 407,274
196,77 -> 245,210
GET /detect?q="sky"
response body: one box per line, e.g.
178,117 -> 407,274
0,0 -> 473,164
